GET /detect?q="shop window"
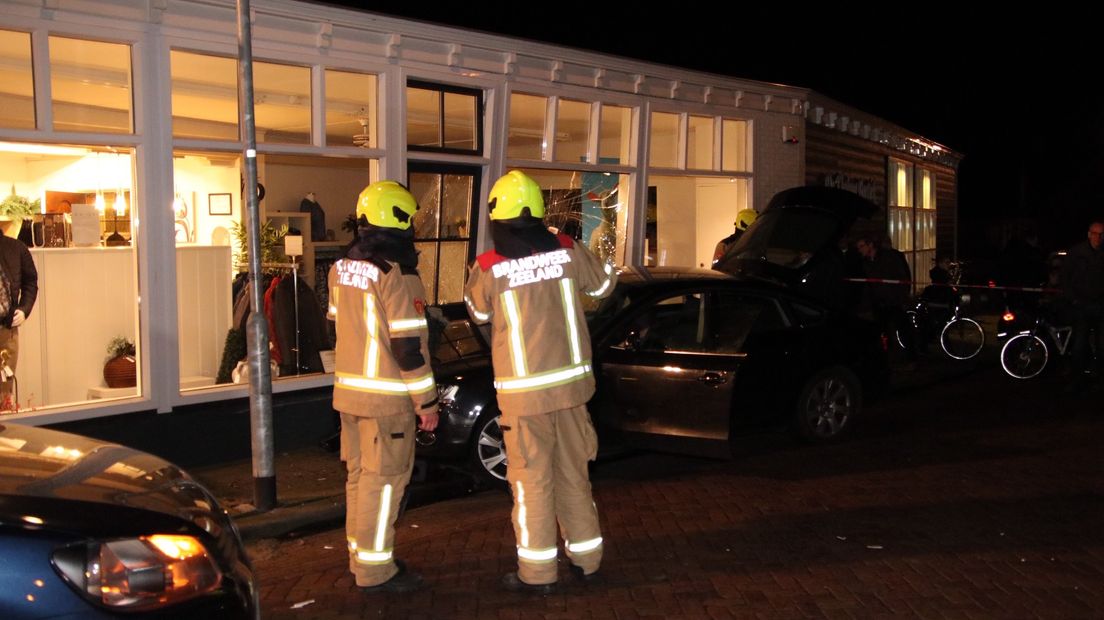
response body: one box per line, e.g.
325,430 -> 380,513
409,166 -> 479,304
598,104 -> 631,164
49,36 -> 132,134
721,119 -> 748,172
914,168 -> 937,286
406,81 -> 482,154
647,175 -> 749,269
325,70 -> 378,148
170,50 -> 239,141
515,168 -> 630,267
649,111 -> 679,168
888,159 -> 913,254
554,99 -> 591,163
0,29 -> 35,129
254,61 -> 311,145
507,92 -> 547,160
0,141 -> 141,414
687,115 -> 713,170
172,151 -> 374,392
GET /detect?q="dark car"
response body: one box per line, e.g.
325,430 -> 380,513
0,423 -> 257,619
418,268 -> 889,483
713,185 -> 878,311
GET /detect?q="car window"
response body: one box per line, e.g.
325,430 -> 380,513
728,208 -> 841,269
708,292 -> 788,353
788,300 -> 826,327
618,293 -> 708,353
428,309 -> 488,363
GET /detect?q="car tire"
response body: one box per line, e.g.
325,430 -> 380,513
469,410 -> 509,486
792,366 -> 862,443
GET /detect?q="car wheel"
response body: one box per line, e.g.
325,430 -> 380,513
793,366 -> 862,443
469,410 -> 509,485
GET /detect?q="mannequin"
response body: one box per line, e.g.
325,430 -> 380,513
299,192 -> 327,241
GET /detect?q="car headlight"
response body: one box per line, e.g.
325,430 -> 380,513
52,534 -> 222,611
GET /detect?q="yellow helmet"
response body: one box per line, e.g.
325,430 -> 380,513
356,181 -> 418,230
488,170 -> 544,220
735,209 -> 758,231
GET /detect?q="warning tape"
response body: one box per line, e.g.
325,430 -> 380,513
843,278 -> 1060,294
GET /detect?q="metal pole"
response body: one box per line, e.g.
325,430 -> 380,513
237,0 -> 276,512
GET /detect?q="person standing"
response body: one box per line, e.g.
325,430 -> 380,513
856,235 -> 914,361
329,181 -> 438,593
464,171 -> 616,592
0,218 -> 38,402
712,208 -> 757,266
1061,220 -> 1104,381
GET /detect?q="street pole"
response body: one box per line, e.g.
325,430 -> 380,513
236,0 -> 276,512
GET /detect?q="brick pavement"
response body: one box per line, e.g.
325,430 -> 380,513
247,364 -> 1104,619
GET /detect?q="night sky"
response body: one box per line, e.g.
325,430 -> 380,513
310,2 -> 1102,255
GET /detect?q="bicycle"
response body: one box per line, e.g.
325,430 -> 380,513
998,307 -> 1072,380
897,294 -> 986,360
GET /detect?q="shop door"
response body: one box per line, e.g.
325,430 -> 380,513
407,163 -> 482,305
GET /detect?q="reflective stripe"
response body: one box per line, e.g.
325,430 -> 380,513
347,537 -> 357,551
516,481 -> 529,547
502,290 -> 528,377
586,263 -> 614,297
494,363 -> 591,393
567,536 -> 603,554
356,549 -> 393,564
517,546 -> 558,562
365,294 -> 379,377
389,318 -> 428,332
560,279 -> 582,364
337,375 -> 411,393
374,484 -> 392,552
465,295 -> 491,322
404,373 -> 435,394
329,287 -> 339,318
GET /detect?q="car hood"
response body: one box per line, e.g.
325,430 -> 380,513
0,423 -> 221,534
715,186 -> 876,298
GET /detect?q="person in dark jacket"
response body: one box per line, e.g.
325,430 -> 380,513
1061,221 -> 1104,378
0,222 -> 39,401
857,235 -> 915,361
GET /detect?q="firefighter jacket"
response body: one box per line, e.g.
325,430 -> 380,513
464,234 -> 617,415
328,257 -> 437,418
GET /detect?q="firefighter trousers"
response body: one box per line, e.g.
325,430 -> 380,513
501,404 -> 603,585
340,411 -> 415,587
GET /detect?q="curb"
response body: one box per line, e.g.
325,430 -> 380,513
233,494 -> 345,541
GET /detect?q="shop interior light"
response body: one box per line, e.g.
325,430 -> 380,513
0,142 -> 90,156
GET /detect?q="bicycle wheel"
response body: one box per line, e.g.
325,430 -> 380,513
1000,334 -> 1048,379
940,317 -> 985,360
895,310 -> 921,351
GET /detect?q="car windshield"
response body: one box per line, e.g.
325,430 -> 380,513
728,208 -> 841,269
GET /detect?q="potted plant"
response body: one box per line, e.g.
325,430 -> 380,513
0,186 -> 40,238
104,336 -> 137,389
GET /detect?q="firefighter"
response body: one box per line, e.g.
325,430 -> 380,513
464,170 -> 617,592
329,180 -> 439,593
712,208 -> 757,265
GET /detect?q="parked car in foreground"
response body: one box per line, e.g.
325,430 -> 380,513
419,268 -> 889,483
0,423 -> 257,619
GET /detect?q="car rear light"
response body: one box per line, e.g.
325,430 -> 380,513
880,333 -> 889,352
52,535 -> 222,611
1002,310 -> 1015,322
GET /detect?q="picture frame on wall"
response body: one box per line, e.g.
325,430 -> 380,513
208,193 -> 232,216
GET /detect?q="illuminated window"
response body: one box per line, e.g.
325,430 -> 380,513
0,29 -> 35,129
598,104 -> 631,164
253,61 -> 311,144
508,92 -> 547,160
649,111 -> 679,168
721,119 -> 749,172
49,36 -> 132,134
171,51 -> 238,140
406,81 -> 482,154
554,99 -> 591,163
687,116 -> 713,170
325,70 -> 377,148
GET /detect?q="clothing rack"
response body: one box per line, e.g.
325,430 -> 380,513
236,260 -> 301,374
